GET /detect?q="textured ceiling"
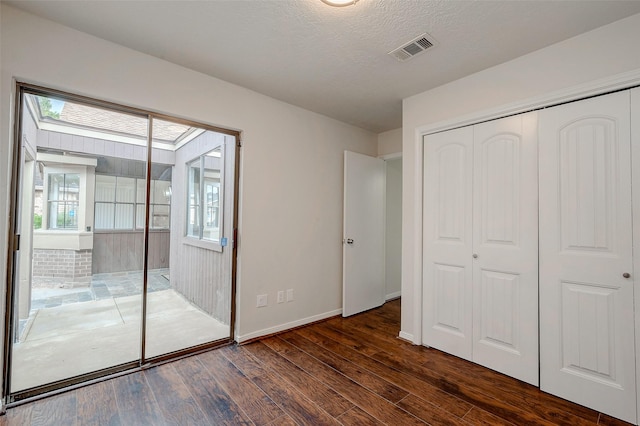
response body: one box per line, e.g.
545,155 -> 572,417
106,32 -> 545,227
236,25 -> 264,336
6,0 -> 640,133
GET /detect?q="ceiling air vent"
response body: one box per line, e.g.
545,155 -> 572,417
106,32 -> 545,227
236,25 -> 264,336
389,33 -> 434,62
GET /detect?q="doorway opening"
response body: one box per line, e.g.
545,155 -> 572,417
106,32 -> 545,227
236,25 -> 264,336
4,83 -> 240,402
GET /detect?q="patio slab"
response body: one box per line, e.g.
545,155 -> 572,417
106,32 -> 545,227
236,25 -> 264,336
11,289 -> 229,392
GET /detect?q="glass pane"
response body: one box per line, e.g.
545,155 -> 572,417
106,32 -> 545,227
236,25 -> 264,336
65,202 -> 79,229
95,203 -> 115,229
136,179 -> 146,204
95,175 -> 116,202
152,205 -> 170,229
116,177 -> 135,203
186,161 -> 200,238
202,146 -> 222,242
114,204 -> 134,229
48,174 -> 63,199
64,175 -> 80,201
154,180 -> 171,205
136,204 -> 145,229
12,92 -> 147,395
47,201 -> 59,229
145,120 -> 232,359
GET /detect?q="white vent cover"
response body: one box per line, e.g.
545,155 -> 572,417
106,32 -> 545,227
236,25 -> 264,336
388,33 -> 434,62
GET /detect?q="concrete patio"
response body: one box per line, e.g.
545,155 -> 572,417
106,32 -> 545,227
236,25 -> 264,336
12,270 -> 230,392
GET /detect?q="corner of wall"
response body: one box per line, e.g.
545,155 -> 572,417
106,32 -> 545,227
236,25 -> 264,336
377,127 -> 402,158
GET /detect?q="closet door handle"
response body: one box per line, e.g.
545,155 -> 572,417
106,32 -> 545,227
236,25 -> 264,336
472,254 -> 478,259
623,272 -> 631,279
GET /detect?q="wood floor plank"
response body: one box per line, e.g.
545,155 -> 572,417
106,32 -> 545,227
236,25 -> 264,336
299,325 -> 472,418
4,298 -> 628,426
2,402 -> 33,426
76,380 -> 121,426
267,414 -> 298,426
598,413 -> 634,426
280,331 -> 409,404
112,373 -> 165,426
173,356 -> 251,425
261,336 -> 426,425
420,350 -> 600,425
30,391 -> 77,426
242,341 -> 354,418
397,394 -> 471,426
196,349 -> 284,425
337,304 -> 598,425
221,344 -> 340,425
463,407 -> 519,426
324,316 -> 596,426
336,406 -> 381,426
143,363 -> 208,425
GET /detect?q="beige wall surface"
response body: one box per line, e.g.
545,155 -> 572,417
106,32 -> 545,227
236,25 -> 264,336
385,158 -> 402,299
378,127 -> 402,157
0,3 -> 377,370
401,12 -> 640,343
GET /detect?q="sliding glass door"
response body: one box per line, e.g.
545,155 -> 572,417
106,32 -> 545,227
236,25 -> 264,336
4,84 -> 238,402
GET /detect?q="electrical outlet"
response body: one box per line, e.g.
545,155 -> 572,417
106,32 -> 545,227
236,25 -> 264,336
257,294 -> 268,307
277,290 -> 285,304
286,289 -> 294,302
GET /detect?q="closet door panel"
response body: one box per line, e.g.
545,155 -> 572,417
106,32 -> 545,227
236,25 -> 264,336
472,113 -> 539,386
539,91 -> 636,424
423,127 -> 473,360
632,87 -> 640,424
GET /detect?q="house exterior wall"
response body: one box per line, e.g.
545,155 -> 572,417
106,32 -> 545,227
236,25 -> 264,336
32,248 -> 92,283
401,12 -> 640,343
170,130 -> 232,323
0,3 -> 378,385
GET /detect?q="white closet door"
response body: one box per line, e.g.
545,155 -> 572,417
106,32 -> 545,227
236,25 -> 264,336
632,87 -> 640,424
472,113 -> 539,385
423,126 -> 474,360
539,91 -> 636,424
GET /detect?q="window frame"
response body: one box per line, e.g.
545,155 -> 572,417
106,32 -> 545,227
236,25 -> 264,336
184,143 -> 224,251
94,175 -> 171,231
46,172 -> 80,230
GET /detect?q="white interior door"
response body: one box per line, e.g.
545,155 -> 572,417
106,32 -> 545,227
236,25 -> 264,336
539,91 -> 636,424
343,151 -> 385,317
423,127 -> 474,360
472,113 -> 539,385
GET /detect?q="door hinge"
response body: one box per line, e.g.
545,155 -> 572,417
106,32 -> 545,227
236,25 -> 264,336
233,228 -> 238,249
13,234 -> 20,251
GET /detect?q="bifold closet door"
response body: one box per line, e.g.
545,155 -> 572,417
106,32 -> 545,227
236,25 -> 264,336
423,113 -> 538,384
423,126 -> 474,361
539,90 -> 636,424
471,113 -> 539,386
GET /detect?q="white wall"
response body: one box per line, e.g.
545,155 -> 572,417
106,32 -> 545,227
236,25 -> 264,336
378,127 -> 402,157
0,3 -> 377,364
401,12 -> 640,343
385,158 -> 402,299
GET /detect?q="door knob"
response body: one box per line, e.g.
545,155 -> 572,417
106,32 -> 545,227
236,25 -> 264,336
623,272 -> 631,279
346,239 -> 354,245
472,254 -> 478,259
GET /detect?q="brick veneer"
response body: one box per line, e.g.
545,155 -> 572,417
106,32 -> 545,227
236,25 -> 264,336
32,249 -> 92,281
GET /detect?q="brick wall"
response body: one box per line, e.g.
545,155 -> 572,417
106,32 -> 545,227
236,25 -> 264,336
32,249 -> 92,281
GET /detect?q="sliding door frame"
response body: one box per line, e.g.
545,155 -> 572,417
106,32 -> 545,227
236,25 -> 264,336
3,81 -> 240,404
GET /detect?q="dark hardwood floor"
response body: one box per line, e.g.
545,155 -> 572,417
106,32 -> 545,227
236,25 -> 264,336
0,299 -> 633,425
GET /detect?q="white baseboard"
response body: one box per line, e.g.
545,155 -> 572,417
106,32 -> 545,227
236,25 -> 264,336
236,308 -> 343,344
398,331 -> 414,343
385,291 -> 401,301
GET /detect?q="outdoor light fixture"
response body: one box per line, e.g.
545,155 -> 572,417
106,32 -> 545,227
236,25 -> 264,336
320,0 -> 360,6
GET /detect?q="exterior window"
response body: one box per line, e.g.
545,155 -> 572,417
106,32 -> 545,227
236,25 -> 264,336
47,173 -> 79,230
186,146 -> 222,242
95,176 -> 170,230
